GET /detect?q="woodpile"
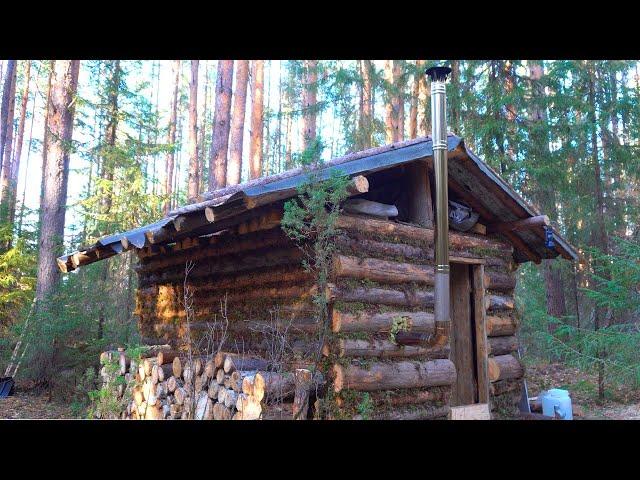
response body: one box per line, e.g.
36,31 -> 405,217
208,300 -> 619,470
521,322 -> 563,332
100,350 -> 270,420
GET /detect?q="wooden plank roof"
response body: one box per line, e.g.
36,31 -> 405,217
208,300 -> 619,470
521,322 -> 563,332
57,135 -> 578,272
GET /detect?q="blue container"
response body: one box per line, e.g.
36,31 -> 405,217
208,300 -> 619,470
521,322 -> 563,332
541,389 -> 573,420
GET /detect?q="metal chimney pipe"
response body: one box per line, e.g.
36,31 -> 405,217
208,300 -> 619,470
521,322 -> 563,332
425,66 -> 452,335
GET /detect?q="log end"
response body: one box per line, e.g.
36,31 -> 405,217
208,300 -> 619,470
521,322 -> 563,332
332,364 -> 345,393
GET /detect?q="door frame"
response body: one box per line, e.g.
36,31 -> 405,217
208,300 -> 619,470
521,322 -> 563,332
449,258 -> 489,406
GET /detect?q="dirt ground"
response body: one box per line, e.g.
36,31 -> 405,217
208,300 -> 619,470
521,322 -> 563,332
0,391 -> 76,419
2,363 -> 640,419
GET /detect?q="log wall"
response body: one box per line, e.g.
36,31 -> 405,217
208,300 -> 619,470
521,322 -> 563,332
325,214 -> 524,419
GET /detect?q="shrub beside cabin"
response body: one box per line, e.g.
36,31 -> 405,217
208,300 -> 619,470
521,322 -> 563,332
58,135 -> 577,420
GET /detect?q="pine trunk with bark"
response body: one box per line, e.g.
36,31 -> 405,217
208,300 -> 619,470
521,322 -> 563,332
187,60 -> 199,202
164,60 -> 180,214
209,60 -> 234,191
34,60 -> 80,304
359,60 -> 374,149
249,60 -> 264,180
227,60 -> 249,186
301,60 -> 318,153
0,60 -> 17,213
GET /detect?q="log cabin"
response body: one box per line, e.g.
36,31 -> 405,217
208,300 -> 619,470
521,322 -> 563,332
58,132 -> 578,420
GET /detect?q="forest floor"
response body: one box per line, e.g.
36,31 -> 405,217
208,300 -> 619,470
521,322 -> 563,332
0,390 -> 76,419
525,361 -> 640,420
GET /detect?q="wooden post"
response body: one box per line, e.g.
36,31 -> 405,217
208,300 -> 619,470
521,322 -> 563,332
473,264 -> 490,404
292,368 -> 312,420
406,161 -> 434,228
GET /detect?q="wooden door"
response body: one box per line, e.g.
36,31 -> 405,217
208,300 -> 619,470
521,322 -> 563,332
450,263 -> 477,406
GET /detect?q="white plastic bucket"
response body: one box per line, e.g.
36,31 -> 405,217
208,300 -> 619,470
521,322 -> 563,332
541,388 -> 573,420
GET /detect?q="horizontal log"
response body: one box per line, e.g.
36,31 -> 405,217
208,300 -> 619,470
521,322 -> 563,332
488,354 -> 524,382
331,310 -> 434,334
332,359 -> 456,392
343,199 -> 398,218
488,335 -> 518,356
335,214 -> 511,252
490,379 -> 522,396
336,338 -> 449,359
487,215 -> 549,234
332,255 -> 434,285
485,294 -> 515,312
372,405 -> 450,420
371,386 -> 451,407
328,283 -> 433,307
223,354 -> 270,374
486,315 -> 517,337
484,270 -> 517,292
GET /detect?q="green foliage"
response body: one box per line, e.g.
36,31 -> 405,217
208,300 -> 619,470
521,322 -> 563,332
389,315 -> 410,345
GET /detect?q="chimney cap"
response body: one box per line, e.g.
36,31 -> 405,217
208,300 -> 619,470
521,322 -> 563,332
425,66 -> 452,82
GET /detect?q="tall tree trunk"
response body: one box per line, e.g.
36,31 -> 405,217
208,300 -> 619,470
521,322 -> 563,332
393,60 -> 404,141
359,60 -> 373,149
37,62 -> 54,245
586,60 -> 610,401
2,61 -> 30,239
249,60 -> 264,179
384,60 -> 394,144
416,59 -> 430,136
227,60 -> 249,186
528,60 -> 568,327
16,80 -> 36,238
34,60 -> 80,305
0,60 -> 17,209
301,60 -> 318,152
164,60 -> 180,214
450,60 -> 461,135
198,61 -> 210,193
187,60 -> 199,201
409,61 -> 419,139
209,60 -> 234,190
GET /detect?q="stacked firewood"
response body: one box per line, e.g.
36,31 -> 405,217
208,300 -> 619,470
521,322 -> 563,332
100,348 -> 271,420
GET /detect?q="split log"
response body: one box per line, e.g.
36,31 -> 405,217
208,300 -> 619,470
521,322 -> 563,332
144,405 -> 163,420
133,386 -> 145,406
488,335 -> 518,356
485,294 -> 515,312
332,359 -> 456,392
486,315 -> 517,337
151,364 -> 159,384
217,387 -> 228,405
332,254 -> 434,285
241,372 -> 266,402
195,391 -> 211,420
174,387 -> 186,406
488,354 -> 524,382
138,363 -> 146,382
224,389 -> 238,409
183,365 -> 193,385
327,283 -> 434,307
204,360 -> 215,380
293,369 -> 313,420
194,375 -> 205,392
167,376 -> 177,393
336,338 -> 449,359
208,381 -> 220,400
229,371 -> 245,392
235,393 -> 262,420
214,352 -> 225,369
172,357 -> 182,378
193,358 -> 203,376
331,310 -> 434,334
170,404 -> 182,419
212,402 -> 232,420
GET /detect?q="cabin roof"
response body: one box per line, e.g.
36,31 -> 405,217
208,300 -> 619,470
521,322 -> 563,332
57,134 -> 578,273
